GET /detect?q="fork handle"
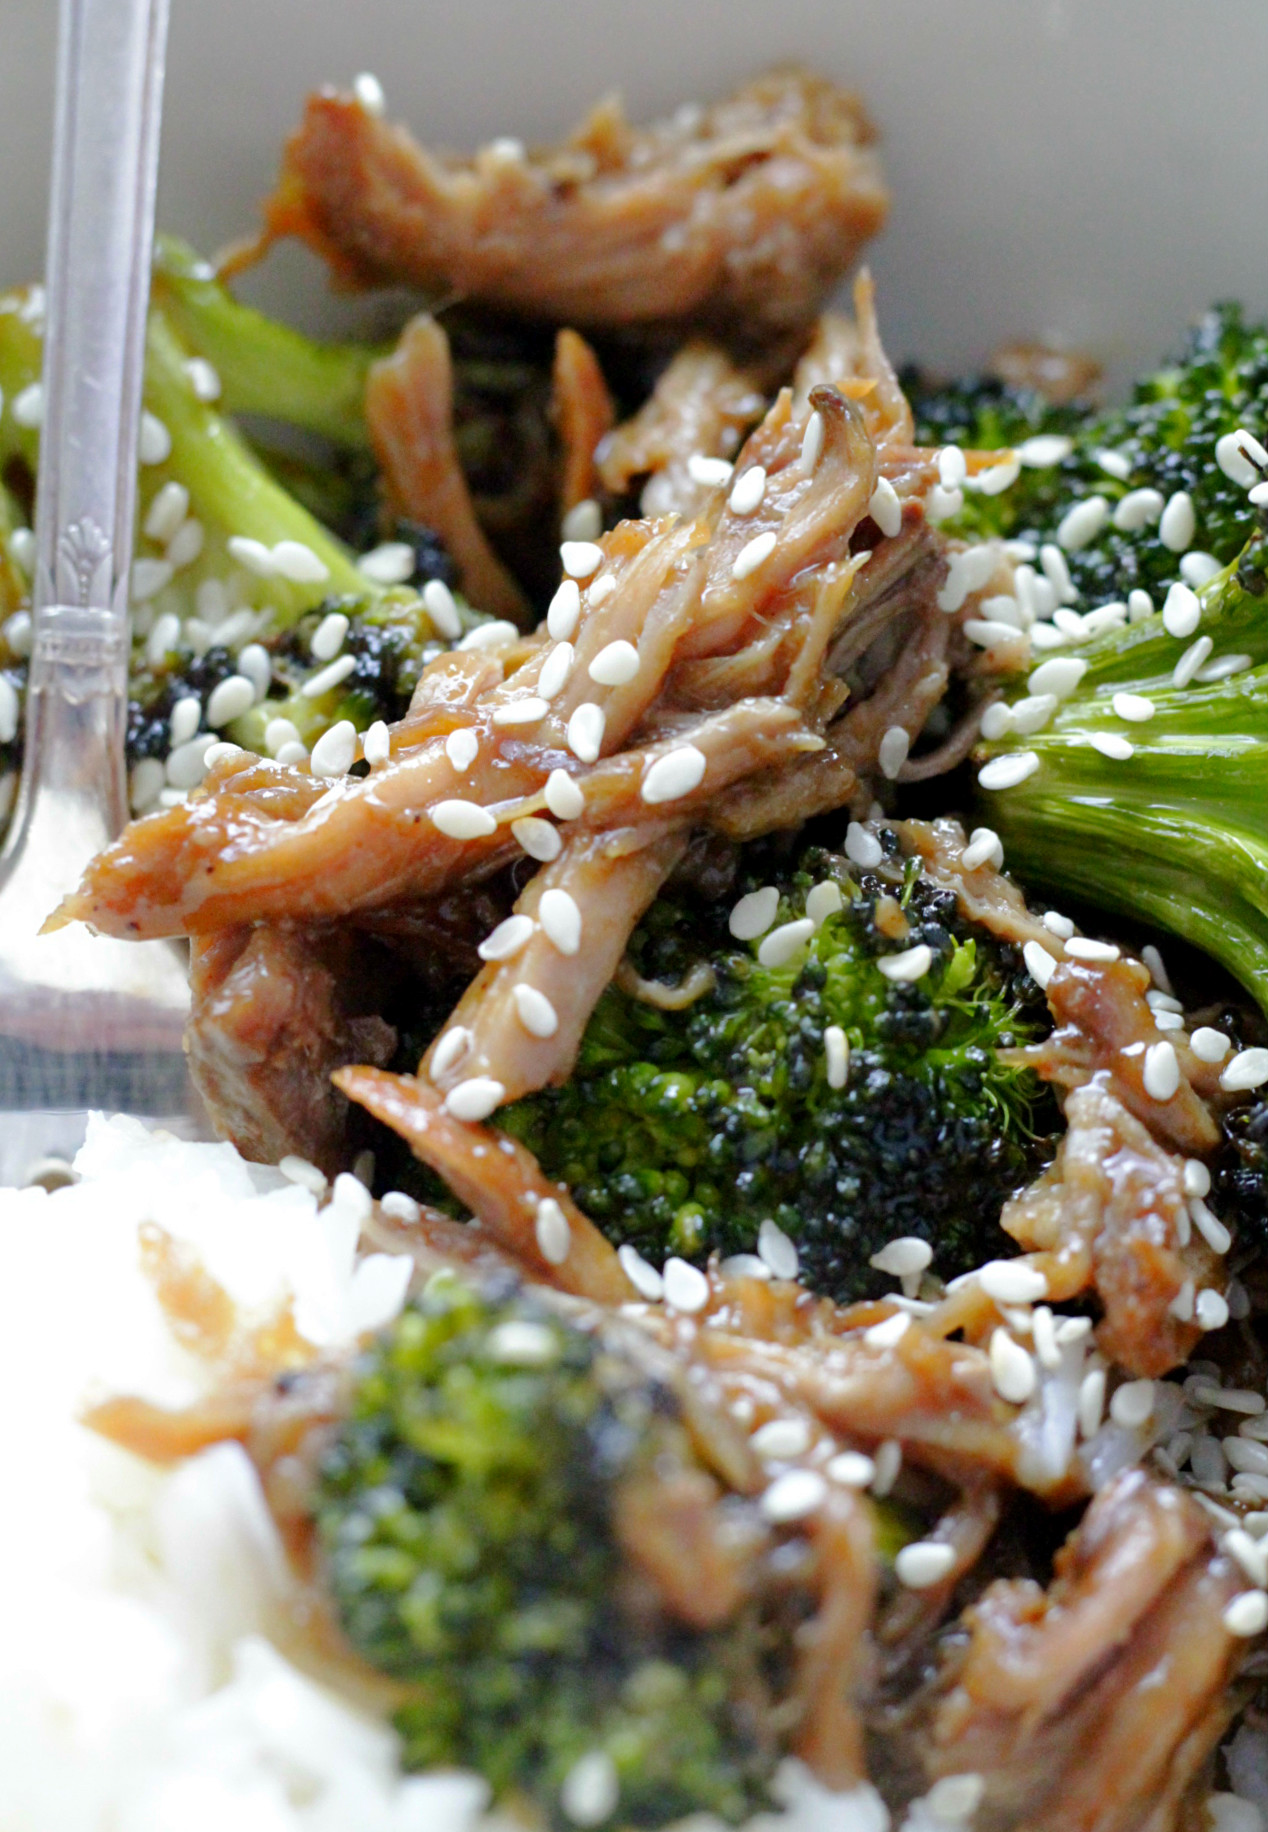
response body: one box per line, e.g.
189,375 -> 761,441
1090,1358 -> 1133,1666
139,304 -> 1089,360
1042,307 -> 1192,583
5,0 -> 169,868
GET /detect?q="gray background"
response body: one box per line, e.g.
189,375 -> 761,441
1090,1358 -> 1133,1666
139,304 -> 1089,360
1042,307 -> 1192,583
0,0 -> 1260,388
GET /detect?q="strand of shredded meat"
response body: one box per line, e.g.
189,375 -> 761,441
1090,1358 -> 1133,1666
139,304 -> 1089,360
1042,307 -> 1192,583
226,69 -> 889,341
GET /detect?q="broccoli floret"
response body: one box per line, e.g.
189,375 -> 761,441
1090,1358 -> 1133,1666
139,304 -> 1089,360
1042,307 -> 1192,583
499,837 -> 1060,1299
912,304 -> 1268,599
312,1271 -> 791,1827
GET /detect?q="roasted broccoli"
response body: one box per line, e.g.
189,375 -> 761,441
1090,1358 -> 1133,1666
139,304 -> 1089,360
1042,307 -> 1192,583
500,834 -> 1060,1301
312,1271 -> 794,1827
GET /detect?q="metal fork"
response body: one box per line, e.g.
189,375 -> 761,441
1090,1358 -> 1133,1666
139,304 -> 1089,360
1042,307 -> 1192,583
0,0 -> 200,1183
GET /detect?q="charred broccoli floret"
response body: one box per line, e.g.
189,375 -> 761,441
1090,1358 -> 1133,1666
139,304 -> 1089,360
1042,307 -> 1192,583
312,1272 -> 793,1827
500,835 -> 1060,1300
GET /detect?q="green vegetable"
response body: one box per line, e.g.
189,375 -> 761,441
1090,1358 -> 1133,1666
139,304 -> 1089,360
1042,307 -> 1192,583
313,1272 -> 789,1827
500,835 -> 1060,1299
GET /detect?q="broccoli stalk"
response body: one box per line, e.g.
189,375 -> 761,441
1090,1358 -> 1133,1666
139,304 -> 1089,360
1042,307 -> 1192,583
498,835 -> 1060,1300
313,1271 -> 791,1827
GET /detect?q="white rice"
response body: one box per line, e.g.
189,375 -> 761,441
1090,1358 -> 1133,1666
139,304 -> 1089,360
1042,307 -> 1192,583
0,1115 -> 890,1832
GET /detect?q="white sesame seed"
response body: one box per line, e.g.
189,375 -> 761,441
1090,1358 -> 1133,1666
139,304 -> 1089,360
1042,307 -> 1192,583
1142,1040 -> 1181,1102
845,822 -> 883,868
1128,589 -> 1155,622
878,943 -> 933,984
1095,448 -> 1132,482
1113,691 -> 1155,722
870,1237 -> 933,1279
588,574 -> 617,607
356,542 -> 415,588
895,1540 -> 956,1589
806,881 -> 844,927
135,410 -> 169,463
513,983 -> 560,1039
511,816 -> 562,862
263,716 -> 301,756
1056,1315 -> 1093,1347
560,540 -> 604,580
975,454 -> 1022,495
1183,1160 -> 1212,1199
311,611 -> 350,662
274,741 -> 309,767
431,1027 -> 472,1077
1079,1366 -> 1107,1437
964,619 -> 1022,650
758,917 -> 816,968
719,1254 -> 771,1282
761,1468 -> 828,1523
544,769 -> 585,820
278,1154 -> 328,1197
751,1417 -> 812,1459
757,1219 -> 799,1280
1223,1531 -> 1268,1589
1109,1378 -> 1155,1428
492,696 -> 550,727
641,744 -> 707,805
926,485 -> 964,523
561,499 -> 602,544
1009,693 -> 1058,736
938,446 -> 968,489
962,827 -> 1004,871
926,1776 -> 986,1823
688,453 -> 733,487
732,530 -> 777,581
1159,490 -> 1197,553
1228,1441 -> 1268,1476
566,702 -> 605,763
1181,552 -> 1222,589
1088,731 -> 1135,762
618,1244 -> 664,1299
827,1450 -> 875,1487
979,1260 -> 1049,1303
302,653 -> 358,699
1223,1048 -> 1268,1092
362,720 -> 391,768
800,411 -> 825,473
143,610 -> 178,666
1169,1280 -> 1196,1322
1190,1199 -> 1232,1256
131,557 -> 173,602
865,1311 -> 911,1349
205,675 -> 256,729
163,734 -> 212,789
878,726 -> 910,780
546,579 -> 582,640
730,887 -> 780,941
478,916 -> 535,963
441,729 -> 479,776
184,356 -> 220,401
539,888 -> 582,956
1064,936 -> 1120,961
410,578 -> 462,641
1019,434 -> 1074,467
1224,1591 -> 1268,1638
867,475 -> 903,539
1154,1010 -> 1185,1032
144,480 -> 189,542
1192,1027 -> 1232,1064
1043,911 -> 1075,939
263,540 -> 325,586
165,518 -> 204,571
1039,543 -> 1078,603
1173,634 -> 1214,688
728,465 -> 767,515
432,798 -> 498,841
129,756 -> 165,812
1082,602 -> 1127,637
445,1077 -> 506,1122
1023,940 -> 1057,990
1031,1306 -> 1060,1371
936,544 -> 997,613
663,1256 -> 710,1313
1057,496 -> 1109,551
978,751 -> 1040,790
990,1328 -> 1036,1403
824,1025 -> 849,1090
352,70 -> 387,115
236,643 -> 271,699
979,703 -> 1013,742
588,640 -> 640,686
1217,428 -> 1268,487
538,641 -> 575,700
560,1751 -> 619,1829
870,1439 -> 902,1497
1028,655 -> 1088,699
310,719 -> 358,778
1197,1288 -> 1230,1331
169,695 -> 201,749
1197,653 -> 1253,682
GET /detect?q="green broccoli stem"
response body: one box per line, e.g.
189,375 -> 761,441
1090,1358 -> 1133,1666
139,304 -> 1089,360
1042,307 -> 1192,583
152,237 -> 379,449
976,556 -> 1268,1008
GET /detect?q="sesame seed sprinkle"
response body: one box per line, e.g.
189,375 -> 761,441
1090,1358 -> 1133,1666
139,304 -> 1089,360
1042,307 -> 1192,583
431,1026 -> 472,1077
1221,1048 -> 1268,1092
1023,940 -> 1057,990
561,1751 -> 620,1827
1079,1366 -> 1107,1437
138,411 -> 169,463
962,827 -> 1003,871
1043,911 -> 1075,938
729,886 -> 780,941
1190,1199 -> 1232,1256
1113,691 -> 1155,722
878,943 -> 932,984
878,726 -> 910,780
732,530 -> 777,581
310,720 -> 358,779
445,728 -> 479,773
588,640 -> 640,686
444,1078 -> 506,1122
641,744 -> 707,805
758,917 -> 816,968
1057,496 -> 1109,551
206,675 -> 255,728
990,1328 -> 1036,1403
1191,1026 -> 1232,1063
728,465 -> 767,515
938,446 -> 967,488
1143,1040 -> 1181,1101
478,914 -> 535,963
978,751 -> 1040,790
1181,552 -> 1222,588
980,1260 -> 1048,1303
936,544 -> 997,613
511,816 -> 562,862
546,579 -> 582,640
421,578 -> 462,638
491,696 -> 549,727
279,1155 -> 327,1197
1064,936 -> 1119,961
806,880 -> 843,927
751,1417 -> 812,1459
618,1245 -> 664,1299
864,1310 -> 911,1350
352,71 -> 386,115
845,822 -> 883,867
687,453 -> 733,487
895,1540 -> 956,1589
827,1450 -> 875,1487
539,888 -> 582,956
561,498 -> 602,543
1216,428 -> 1268,487
1110,1379 -> 1155,1428
588,573 -> 617,607
1223,1591 -> 1268,1638
1159,490 -> 1197,553
544,768 -> 585,820
513,983 -> 560,1038
1095,448 -> 1132,481
457,620 -> 520,652
535,1198 -> 571,1265
432,799 -> 498,841
357,542 -> 415,588
538,641 -> 575,700
824,1025 -> 849,1089
663,1256 -> 710,1313
1173,634 -> 1214,688
560,540 -> 603,579
566,702 -> 605,763
757,1219 -> 799,1280
1018,434 -> 1074,467
301,653 -> 357,698
1040,543 -> 1078,603
868,475 -> 902,538
800,410 -> 825,472
761,1468 -> 828,1523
